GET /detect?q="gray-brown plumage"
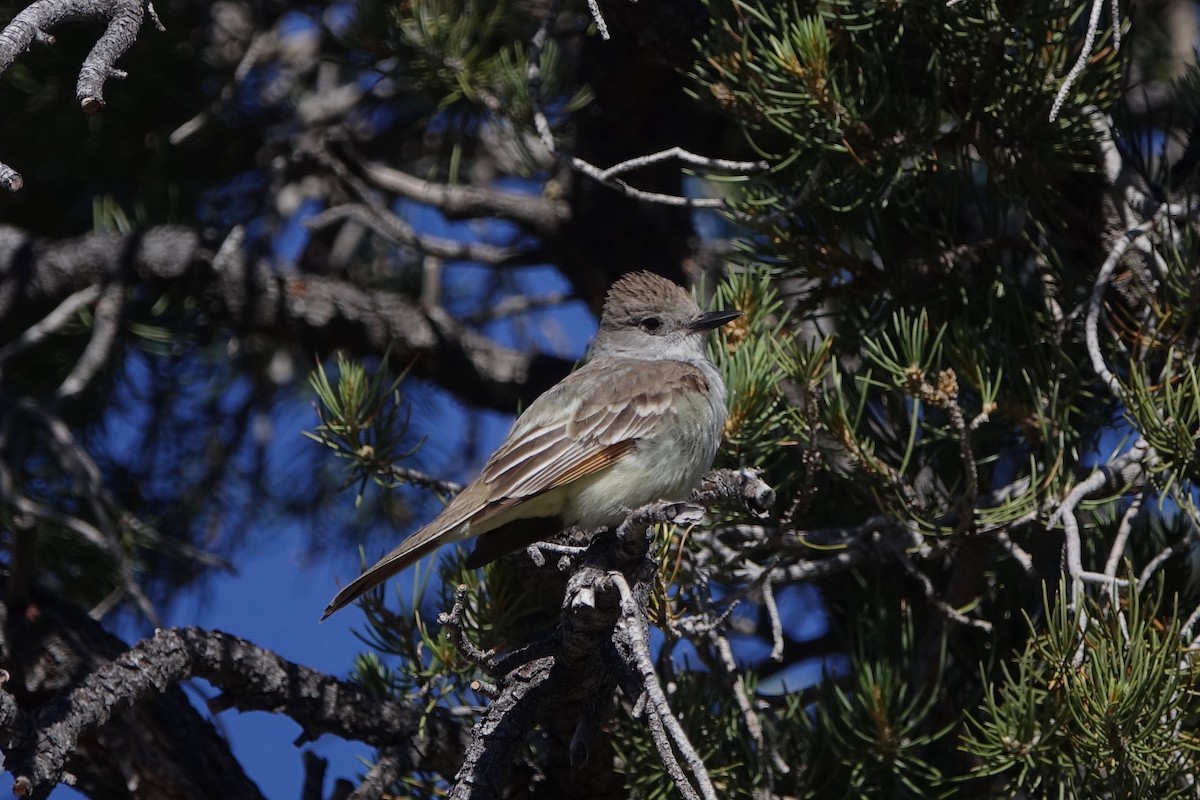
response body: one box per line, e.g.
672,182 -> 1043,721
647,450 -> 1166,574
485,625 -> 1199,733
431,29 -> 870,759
322,272 -> 740,619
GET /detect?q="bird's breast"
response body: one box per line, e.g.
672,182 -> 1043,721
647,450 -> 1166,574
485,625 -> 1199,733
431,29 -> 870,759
561,380 -> 725,528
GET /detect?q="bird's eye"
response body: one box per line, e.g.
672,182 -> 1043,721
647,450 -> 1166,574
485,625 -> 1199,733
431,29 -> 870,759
640,316 -> 663,333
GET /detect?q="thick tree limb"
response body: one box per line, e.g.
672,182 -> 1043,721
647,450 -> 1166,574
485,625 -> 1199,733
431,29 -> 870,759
0,225 -> 575,412
0,587 -> 262,800
4,626 -> 467,796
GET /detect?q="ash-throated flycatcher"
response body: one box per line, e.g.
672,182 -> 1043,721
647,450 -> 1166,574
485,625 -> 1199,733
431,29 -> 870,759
322,271 -> 740,619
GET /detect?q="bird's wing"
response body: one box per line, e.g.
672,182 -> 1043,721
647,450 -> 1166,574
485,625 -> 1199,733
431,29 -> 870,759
475,359 -> 710,505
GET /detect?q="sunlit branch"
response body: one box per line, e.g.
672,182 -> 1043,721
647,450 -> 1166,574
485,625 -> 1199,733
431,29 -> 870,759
1049,0 -> 1119,122
1051,439 -> 1150,609
526,3 -> 766,209
0,0 -> 163,190
611,571 -> 717,800
358,159 -> 568,236
1103,489 -> 1144,582
1085,216 -> 1157,397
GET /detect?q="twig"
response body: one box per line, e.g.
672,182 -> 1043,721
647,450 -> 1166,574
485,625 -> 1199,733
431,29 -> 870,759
643,699 -> 701,800
0,284 -> 101,367
438,585 -> 498,674
384,464 -> 462,495
988,529 -> 1036,575
611,571 -> 717,800
1181,603 -> 1200,642
357,159 -> 567,235
525,4 -> 766,208
76,0 -> 145,112
527,0 -> 561,154
56,280 -> 125,401
306,202 -> 538,268
170,32 -> 269,145
586,0 -> 609,40
1085,215 -> 1157,396
1049,0 -> 1116,122
890,541 -> 993,633
465,291 -> 573,325
1138,539 -> 1191,589
568,150 -> 763,209
1103,490 -> 1144,581
586,146 -> 767,182
761,578 -> 784,662
1051,439 -> 1150,608
711,631 -> 788,777
528,540 -> 587,564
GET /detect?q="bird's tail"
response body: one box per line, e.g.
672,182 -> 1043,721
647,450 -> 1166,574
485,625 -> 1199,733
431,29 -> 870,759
321,533 -> 445,620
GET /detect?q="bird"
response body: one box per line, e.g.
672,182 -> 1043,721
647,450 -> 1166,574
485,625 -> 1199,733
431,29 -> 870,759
322,271 -> 741,619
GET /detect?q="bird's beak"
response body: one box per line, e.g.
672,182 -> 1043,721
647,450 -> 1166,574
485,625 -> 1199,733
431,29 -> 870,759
688,309 -> 743,332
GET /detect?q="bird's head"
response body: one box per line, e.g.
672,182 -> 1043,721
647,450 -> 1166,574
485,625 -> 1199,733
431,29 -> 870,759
592,272 -> 742,362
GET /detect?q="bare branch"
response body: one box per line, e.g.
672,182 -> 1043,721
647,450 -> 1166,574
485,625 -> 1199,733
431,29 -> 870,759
358,160 -> 568,236
76,0 -> 145,112
1051,439 -> 1151,607
710,630 -> 788,778
0,284 -> 101,368
170,30 -> 269,145
586,0 -> 609,40
0,225 -> 577,412
306,203 -> 540,268
1103,489 -> 1144,580
526,3 -> 766,208
4,627 -> 466,796
988,529 -> 1036,576
761,578 -> 784,662
0,0 -> 156,188
611,571 -> 717,800
55,280 -> 125,401
438,585 -> 499,674
1086,215 -> 1157,396
310,144 -> 553,267
1049,0 -> 1117,122
383,464 -> 463,495
892,543 -> 994,633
